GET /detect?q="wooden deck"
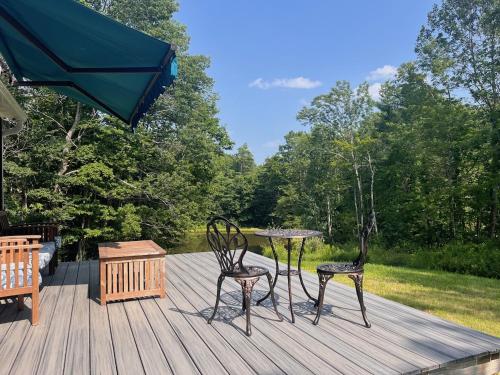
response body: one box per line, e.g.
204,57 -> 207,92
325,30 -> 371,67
0,251 -> 498,375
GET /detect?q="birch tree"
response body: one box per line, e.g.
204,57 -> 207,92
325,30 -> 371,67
298,81 -> 375,235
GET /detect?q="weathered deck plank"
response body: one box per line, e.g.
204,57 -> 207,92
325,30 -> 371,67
139,298 -> 201,375
154,286 -> 230,374
167,260 -> 308,375
123,299 -> 173,374
5,263 -> 69,375
170,255 -> 355,374
37,262 -> 79,375
64,261 -> 90,375
107,301 -> 145,374
0,252 -> 497,375
242,251 -> 500,368
0,268 -> 58,375
89,260 -> 117,375
167,285 -> 257,375
176,252 -> 402,374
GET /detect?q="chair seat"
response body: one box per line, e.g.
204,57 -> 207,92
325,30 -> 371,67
223,265 -> 269,278
317,262 -> 362,274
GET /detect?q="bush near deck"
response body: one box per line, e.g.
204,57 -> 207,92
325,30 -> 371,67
264,238 -> 500,279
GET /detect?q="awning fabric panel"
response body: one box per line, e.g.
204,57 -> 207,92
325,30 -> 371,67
0,0 -> 177,128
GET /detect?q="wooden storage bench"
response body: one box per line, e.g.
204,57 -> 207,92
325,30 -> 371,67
98,240 -> 166,305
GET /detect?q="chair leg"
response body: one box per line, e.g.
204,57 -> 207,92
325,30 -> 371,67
31,288 -> 39,326
17,295 -> 24,310
313,273 -> 332,325
208,274 -> 225,324
349,273 -> 371,328
266,272 -> 282,321
236,277 -> 258,336
242,289 -> 246,311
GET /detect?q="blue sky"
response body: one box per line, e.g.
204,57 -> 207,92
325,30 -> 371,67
176,0 -> 437,163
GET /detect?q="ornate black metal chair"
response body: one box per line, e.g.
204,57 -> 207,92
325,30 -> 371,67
313,212 -> 375,327
206,216 -> 282,336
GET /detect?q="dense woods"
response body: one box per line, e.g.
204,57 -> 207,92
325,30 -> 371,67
1,0 -> 498,272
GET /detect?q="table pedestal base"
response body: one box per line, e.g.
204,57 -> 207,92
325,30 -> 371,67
256,236 -> 318,323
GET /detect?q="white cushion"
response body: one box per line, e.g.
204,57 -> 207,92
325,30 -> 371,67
39,241 -> 56,269
1,262 -> 41,289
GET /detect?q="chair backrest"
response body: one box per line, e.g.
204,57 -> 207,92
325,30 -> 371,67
206,216 -> 248,273
353,212 -> 376,268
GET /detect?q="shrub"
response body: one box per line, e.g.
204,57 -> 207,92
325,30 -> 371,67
262,239 -> 500,279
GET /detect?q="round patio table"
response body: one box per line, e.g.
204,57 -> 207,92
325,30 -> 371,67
254,229 -> 322,323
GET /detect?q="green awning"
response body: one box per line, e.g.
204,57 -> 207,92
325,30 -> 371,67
0,0 -> 177,129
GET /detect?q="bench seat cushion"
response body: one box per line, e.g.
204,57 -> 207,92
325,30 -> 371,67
39,241 -> 56,270
1,262 -> 41,289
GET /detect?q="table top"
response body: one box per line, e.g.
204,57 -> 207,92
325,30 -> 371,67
255,229 -> 322,239
98,240 -> 166,259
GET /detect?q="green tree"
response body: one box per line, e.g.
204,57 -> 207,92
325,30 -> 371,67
416,0 -> 499,237
376,63 -> 490,245
298,81 -> 375,235
232,143 -> 256,173
2,0 -> 232,259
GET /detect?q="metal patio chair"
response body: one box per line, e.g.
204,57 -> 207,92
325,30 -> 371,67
206,216 -> 282,336
313,212 -> 375,327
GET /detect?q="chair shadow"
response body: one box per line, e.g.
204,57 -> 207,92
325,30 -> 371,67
290,300 -> 367,327
170,288 -> 283,335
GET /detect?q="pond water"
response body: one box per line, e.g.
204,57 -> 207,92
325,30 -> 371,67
167,231 -> 269,255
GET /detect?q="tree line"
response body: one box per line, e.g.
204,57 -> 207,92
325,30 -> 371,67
219,0 -> 499,248
1,0 -> 498,259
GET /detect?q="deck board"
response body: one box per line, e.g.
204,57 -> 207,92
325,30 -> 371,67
179,252 -> 410,374
139,298 -> 201,375
243,251 -> 496,356
37,262 -> 79,375
89,260 -> 117,375
107,301 -> 145,374
168,259 -> 316,375
64,261 -> 90,375
0,252 -> 498,375
0,268 -> 58,375
170,255 -> 364,374
5,263 -> 69,375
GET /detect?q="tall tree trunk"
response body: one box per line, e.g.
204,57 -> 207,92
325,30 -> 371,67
353,181 -> 360,237
349,131 -> 363,235
22,187 -> 27,210
77,215 -> 86,261
367,151 -> 377,234
54,103 -> 81,193
326,195 -> 332,241
352,154 -> 364,229
488,110 -> 499,238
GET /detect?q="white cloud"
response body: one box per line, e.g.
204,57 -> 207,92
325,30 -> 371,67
366,65 -> 397,82
249,77 -> 322,90
263,139 -> 281,149
368,82 -> 382,101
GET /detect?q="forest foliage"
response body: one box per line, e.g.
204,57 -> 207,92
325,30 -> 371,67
1,0 -> 498,271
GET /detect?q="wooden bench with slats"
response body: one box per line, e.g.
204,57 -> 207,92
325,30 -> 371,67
0,236 -> 41,325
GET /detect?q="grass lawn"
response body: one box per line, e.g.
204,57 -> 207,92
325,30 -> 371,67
295,259 -> 500,337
